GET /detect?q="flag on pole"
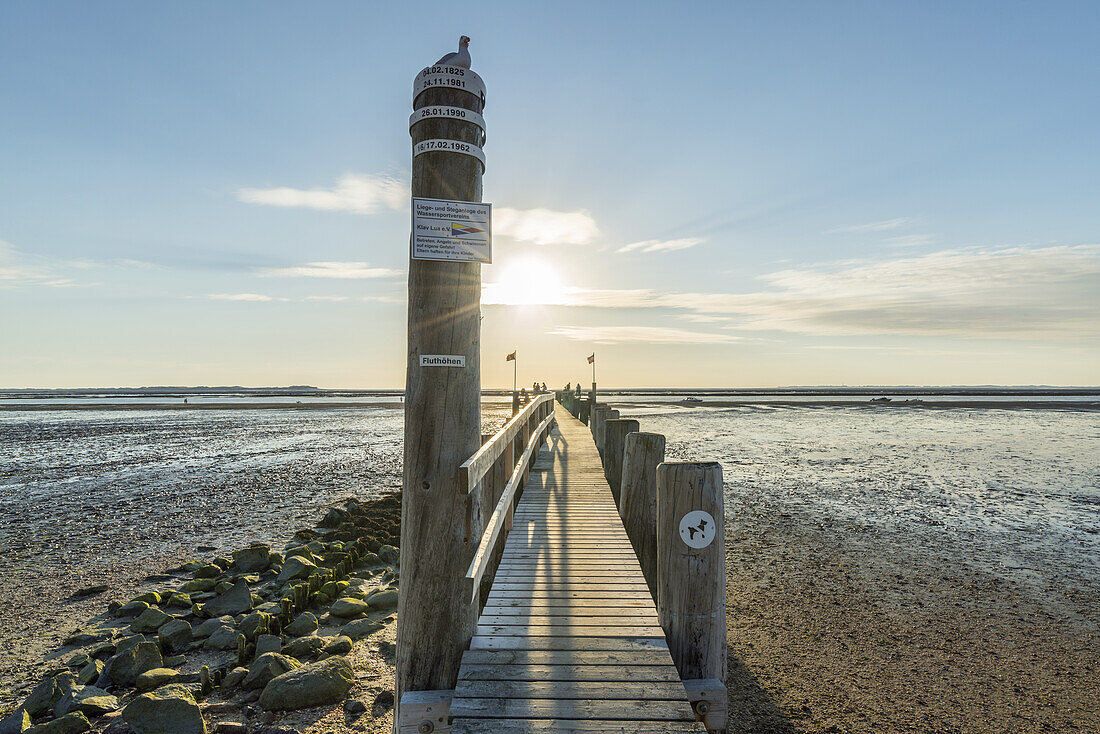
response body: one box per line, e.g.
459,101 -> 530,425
506,351 -> 516,361
587,353 -> 595,364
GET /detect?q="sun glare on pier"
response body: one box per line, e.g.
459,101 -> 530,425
482,259 -> 572,306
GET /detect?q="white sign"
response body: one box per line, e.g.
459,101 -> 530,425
413,138 -> 486,169
409,106 -> 486,140
420,354 -> 466,367
678,510 -> 716,549
411,197 -> 492,263
413,66 -> 487,102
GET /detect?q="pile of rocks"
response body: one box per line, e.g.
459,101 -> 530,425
0,494 -> 401,734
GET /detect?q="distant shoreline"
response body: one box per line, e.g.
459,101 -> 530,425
2,399 -> 1097,411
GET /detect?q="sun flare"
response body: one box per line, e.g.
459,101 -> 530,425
482,259 -> 572,306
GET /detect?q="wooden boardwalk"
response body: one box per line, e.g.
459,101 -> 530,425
450,405 -> 705,733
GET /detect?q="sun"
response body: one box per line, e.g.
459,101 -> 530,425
482,258 -> 572,306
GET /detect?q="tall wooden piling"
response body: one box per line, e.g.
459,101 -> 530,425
398,55 -> 487,713
656,461 -> 728,733
594,407 -> 619,455
620,431 -> 665,598
603,417 -> 638,507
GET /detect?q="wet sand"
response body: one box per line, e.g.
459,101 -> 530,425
722,505 -> 1099,733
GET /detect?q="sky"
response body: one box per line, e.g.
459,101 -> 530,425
1,1 -> 1098,389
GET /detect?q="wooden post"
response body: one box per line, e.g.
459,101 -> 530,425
620,431 -> 665,599
656,462 -> 727,734
594,407 -> 619,455
602,418 -> 638,507
398,54 -> 486,713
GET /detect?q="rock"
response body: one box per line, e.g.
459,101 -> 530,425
254,635 -> 282,656
102,723 -> 135,734
0,709 -> 30,734
213,725 -> 247,734
89,642 -> 116,659
134,669 -> 178,692
343,698 -> 367,716
237,611 -> 268,638
131,593 -> 161,605
202,626 -> 239,651
130,608 -> 170,634
191,616 -> 233,639
54,684 -> 116,717
122,684 -> 204,734
115,601 -> 149,618
283,613 -> 317,637
99,642 -> 162,688
365,589 -> 398,609
232,544 -> 271,572
179,579 -> 215,593
77,660 -> 103,685
372,689 -> 395,713
202,580 -> 252,617
378,545 -> 399,563
163,592 -> 191,609
319,508 -> 347,528
73,585 -> 109,598
62,629 -> 112,647
359,552 -> 381,566
162,655 -> 186,668
257,656 -> 353,711
322,636 -> 352,655
157,619 -> 191,652
340,618 -> 383,640
212,581 -> 233,595
213,556 -> 232,570
275,556 -> 316,582
318,581 -> 348,599
328,598 -> 370,618
23,672 -> 76,717
280,636 -> 324,660
194,564 -> 222,579
66,653 -> 90,669
221,667 -> 248,688
24,712 -> 91,734
114,635 -> 145,655
242,653 -> 300,691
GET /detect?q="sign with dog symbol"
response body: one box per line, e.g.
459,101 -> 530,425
678,510 -> 716,549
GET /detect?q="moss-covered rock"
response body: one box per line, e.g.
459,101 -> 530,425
275,556 -> 317,582
201,580 -> 252,617
130,607 -> 170,634
99,642 -> 162,688
24,712 -> 90,734
134,668 -> 178,692
242,653 -> 300,691
329,598 -> 370,618
284,612 -> 317,637
122,684 -> 204,734
257,656 -> 353,711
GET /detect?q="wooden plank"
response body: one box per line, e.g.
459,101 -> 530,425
450,697 -> 696,721
478,615 -> 660,626
454,680 -> 689,700
470,636 -> 669,651
459,649 -> 676,666
457,664 -> 683,682
476,624 -> 665,638
453,719 -> 705,733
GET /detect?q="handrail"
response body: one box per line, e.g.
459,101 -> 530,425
464,409 -> 556,602
459,392 -> 554,494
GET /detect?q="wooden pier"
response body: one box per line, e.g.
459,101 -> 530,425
399,47 -> 725,733
450,404 -> 704,732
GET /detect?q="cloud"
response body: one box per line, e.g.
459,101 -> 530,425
826,218 -> 912,234
883,234 -> 935,248
495,207 -> 598,245
258,262 -> 403,279
617,237 -> 704,254
542,245 -> 1100,341
549,326 -> 742,344
0,240 -> 97,288
208,293 -> 285,302
237,173 -> 408,214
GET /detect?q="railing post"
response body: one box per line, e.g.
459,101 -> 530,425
620,432 -> 665,600
656,462 -> 728,734
398,50 -> 486,719
602,418 -> 638,507
594,406 -> 619,456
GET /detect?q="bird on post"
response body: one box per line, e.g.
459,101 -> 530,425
436,35 -> 472,68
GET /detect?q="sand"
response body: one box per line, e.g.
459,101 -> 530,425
723,509 -> 1099,733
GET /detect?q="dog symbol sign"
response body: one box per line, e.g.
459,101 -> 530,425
678,510 -> 716,549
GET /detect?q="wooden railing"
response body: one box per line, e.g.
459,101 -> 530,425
461,392 -> 556,604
